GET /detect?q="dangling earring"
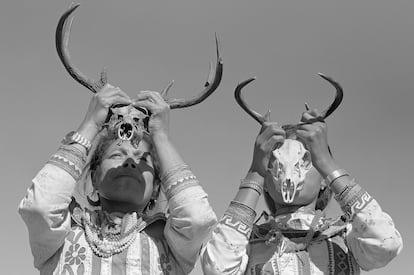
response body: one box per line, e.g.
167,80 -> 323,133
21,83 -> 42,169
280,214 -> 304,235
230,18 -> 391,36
87,189 -> 101,207
148,198 -> 157,210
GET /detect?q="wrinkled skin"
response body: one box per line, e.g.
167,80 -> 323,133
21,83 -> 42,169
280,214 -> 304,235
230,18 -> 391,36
268,139 -> 312,203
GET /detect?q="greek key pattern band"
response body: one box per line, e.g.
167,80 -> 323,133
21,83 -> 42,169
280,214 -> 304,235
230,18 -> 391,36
223,201 -> 257,236
221,214 -> 252,238
335,181 -> 373,220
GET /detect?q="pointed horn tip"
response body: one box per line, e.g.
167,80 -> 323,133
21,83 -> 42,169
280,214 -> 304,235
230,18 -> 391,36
68,3 -> 81,11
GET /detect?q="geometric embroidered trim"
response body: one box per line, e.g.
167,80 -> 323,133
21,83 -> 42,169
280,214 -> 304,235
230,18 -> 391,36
48,154 -> 82,180
164,174 -> 198,200
220,214 -> 252,238
224,201 -> 256,229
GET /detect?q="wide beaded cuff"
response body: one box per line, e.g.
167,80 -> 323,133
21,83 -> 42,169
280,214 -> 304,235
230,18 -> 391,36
47,144 -> 87,181
221,201 -> 257,238
162,164 -> 199,200
334,179 -> 373,221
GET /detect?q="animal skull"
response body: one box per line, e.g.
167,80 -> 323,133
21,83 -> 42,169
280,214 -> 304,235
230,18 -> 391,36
105,105 -> 149,148
234,73 -> 343,203
268,139 -> 312,203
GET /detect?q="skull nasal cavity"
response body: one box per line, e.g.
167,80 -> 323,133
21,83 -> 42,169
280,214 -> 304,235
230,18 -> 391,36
123,159 -> 136,169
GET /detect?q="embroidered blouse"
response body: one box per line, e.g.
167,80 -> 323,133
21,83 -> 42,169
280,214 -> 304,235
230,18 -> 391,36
201,183 -> 402,275
19,162 -> 217,274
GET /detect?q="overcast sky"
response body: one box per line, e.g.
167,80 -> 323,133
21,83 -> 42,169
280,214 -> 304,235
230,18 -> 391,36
1,0 -> 413,274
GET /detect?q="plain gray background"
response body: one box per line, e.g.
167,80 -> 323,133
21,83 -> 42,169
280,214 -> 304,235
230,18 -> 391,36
1,0 -> 412,274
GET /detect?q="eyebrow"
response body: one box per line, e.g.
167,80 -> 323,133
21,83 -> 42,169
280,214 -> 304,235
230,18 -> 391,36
106,147 -> 148,157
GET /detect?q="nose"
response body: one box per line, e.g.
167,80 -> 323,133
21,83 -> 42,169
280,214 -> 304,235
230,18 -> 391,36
123,158 -> 137,169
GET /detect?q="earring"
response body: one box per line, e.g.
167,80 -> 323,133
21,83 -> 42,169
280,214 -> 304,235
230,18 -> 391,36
148,198 -> 157,210
87,189 -> 101,207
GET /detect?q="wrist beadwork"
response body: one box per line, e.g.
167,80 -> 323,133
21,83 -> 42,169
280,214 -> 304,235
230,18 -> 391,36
62,131 -> 92,153
325,169 -> 349,188
239,180 -> 264,196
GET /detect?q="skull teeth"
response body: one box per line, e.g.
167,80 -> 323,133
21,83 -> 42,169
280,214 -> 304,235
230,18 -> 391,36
281,180 -> 297,204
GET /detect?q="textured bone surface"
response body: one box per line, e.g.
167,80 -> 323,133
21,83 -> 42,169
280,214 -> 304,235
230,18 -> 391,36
106,105 -> 149,148
269,139 -> 312,203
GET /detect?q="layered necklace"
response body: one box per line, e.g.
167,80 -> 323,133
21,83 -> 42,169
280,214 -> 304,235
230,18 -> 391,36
83,210 -> 147,258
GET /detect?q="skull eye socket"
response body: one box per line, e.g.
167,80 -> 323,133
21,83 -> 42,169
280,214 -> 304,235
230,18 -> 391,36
302,151 -> 312,169
117,114 -> 124,120
118,123 -> 134,140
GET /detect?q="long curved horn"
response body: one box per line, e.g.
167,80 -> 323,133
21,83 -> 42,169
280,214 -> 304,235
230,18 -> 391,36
56,4 -> 107,94
235,73 -> 344,128
234,77 -> 267,124
166,33 -> 223,109
316,73 -> 343,118
56,4 -> 223,104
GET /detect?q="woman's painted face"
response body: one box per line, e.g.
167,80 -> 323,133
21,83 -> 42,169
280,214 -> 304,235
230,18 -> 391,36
94,139 -> 155,208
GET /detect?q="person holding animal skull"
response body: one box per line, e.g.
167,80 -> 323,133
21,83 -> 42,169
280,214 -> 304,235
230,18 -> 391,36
19,84 -> 218,274
201,75 -> 402,274
19,4 -> 223,274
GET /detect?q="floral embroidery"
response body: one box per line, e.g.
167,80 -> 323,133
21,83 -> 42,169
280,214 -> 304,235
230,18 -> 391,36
65,244 -> 86,265
63,230 -> 86,275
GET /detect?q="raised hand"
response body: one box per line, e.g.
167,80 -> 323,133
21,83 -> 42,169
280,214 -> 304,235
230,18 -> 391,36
249,122 -> 286,177
295,109 -> 333,172
77,84 -> 132,141
133,91 -> 170,139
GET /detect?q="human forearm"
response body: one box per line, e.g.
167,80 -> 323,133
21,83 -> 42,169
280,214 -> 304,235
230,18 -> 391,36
346,199 -> 403,270
233,171 -> 264,211
201,201 -> 253,275
165,182 -> 217,273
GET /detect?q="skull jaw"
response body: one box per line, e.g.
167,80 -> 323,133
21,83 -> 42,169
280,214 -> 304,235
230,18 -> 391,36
274,177 -> 305,204
268,139 -> 312,204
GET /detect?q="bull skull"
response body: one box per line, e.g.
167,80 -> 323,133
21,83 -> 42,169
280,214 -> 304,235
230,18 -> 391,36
55,4 -> 223,144
235,73 -> 343,203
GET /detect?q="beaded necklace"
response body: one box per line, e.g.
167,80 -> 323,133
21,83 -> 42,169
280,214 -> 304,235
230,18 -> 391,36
82,211 -> 147,258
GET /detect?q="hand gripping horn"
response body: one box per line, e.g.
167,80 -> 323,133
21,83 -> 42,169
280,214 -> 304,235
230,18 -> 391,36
234,73 -> 343,204
234,73 -> 343,128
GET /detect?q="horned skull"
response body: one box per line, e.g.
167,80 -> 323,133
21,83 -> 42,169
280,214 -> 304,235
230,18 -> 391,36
234,73 -> 343,204
105,105 -> 149,148
268,139 -> 312,203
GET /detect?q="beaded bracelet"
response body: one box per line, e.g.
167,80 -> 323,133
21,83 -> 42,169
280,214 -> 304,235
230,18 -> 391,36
239,180 -> 264,196
225,200 -> 257,227
325,169 -> 349,188
48,144 -> 87,180
165,174 -> 198,199
161,163 -> 190,184
334,178 -> 357,202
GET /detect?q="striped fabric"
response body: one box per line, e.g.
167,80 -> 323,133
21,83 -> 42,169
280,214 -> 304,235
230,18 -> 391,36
51,225 -> 184,275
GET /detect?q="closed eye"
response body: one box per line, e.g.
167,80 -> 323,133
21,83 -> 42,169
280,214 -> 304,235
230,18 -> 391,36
109,152 -> 123,159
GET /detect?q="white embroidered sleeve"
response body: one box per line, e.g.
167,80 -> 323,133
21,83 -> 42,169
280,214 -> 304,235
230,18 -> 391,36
201,201 -> 255,275
345,198 -> 403,271
164,176 -> 217,274
18,164 -> 76,269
